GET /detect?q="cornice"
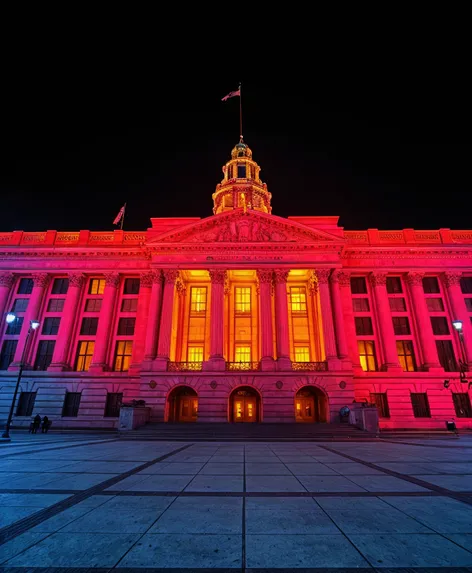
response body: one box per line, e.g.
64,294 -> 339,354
342,249 -> 472,260
0,249 -> 148,260
145,244 -> 343,255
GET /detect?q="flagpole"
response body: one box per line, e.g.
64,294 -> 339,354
239,82 -> 243,141
120,203 -> 126,230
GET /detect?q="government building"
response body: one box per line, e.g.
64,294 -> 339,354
1,141 -> 472,430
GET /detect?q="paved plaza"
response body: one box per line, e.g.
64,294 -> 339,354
0,432 -> 472,571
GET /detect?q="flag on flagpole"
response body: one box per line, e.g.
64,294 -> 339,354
221,89 -> 241,101
113,204 -> 126,225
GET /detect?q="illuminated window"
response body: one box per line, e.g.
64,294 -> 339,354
235,346 -> 251,362
190,287 -> 207,313
114,341 -> 133,372
89,279 -> 105,295
187,346 -> 204,362
294,347 -> 310,362
396,340 -> 416,372
290,287 -> 307,313
76,341 -> 95,371
358,340 -> 377,372
235,287 -> 251,313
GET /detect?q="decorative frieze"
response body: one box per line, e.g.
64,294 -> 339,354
104,272 -> 120,288
124,233 -> 146,242
89,233 -> 114,242
68,273 -> 86,288
22,233 -> 46,243
0,272 -> 15,288
56,233 -> 79,243
443,271 -> 462,288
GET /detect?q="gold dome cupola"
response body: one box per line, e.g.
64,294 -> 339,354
212,139 -> 272,214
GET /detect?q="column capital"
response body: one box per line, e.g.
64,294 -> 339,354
330,270 -> 351,287
0,272 -> 15,288
176,277 -> 187,296
68,273 -> 86,288
104,272 -> 120,288
32,272 -> 50,288
315,269 -> 331,284
308,272 -> 318,295
140,271 -> 157,288
443,271 -> 462,288
162,269 -> 180,284
273,269 -> 289,284
257,269 -> 274,284
208,269 -> 227,284
369,271 -> 387,287
405,271 -> 425,286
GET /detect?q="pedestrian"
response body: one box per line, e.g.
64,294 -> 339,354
32,414 -> 41,434
41,416 -> 50,433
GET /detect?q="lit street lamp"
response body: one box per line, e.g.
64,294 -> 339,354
452,319 -> 469,386
1,314 -> 40,440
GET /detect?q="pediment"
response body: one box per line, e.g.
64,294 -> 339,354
147,210 -> 342,245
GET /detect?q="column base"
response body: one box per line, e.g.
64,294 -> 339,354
340,358 -> 353,370
128,363 -> 142,375
327,357 -> 342,371
203,357 -> 226,371
7,362 -> 32,371
47,363 -> 71,372
422,364 -> 444,373
88,364 -> 108,374
276,357 -> 292,371
261,357 -> 276,371
152,357 -> 169,371
381,363 -> 404,374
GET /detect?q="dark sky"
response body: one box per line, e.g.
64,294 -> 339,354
1,73 -> 471,234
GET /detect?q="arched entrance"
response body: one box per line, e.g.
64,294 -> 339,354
229,386 -> 261,423
295,386 -> 328,423
167,386 -> 198,422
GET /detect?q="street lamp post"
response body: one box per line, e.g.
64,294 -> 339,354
1,314 -> 40,440
452,319 -> 469,387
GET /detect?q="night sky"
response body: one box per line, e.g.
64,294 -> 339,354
1,75 -> 471,234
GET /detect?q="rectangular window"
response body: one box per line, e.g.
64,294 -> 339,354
355,317 -> 373,336
12,299 -> 28,312
76,341 -> 95,371
350,277 -> 367,294
290,287 -> 307,312
426,298 -> 445,312
460,277 -> 472,294
52,278 -> 69,294
190,287 -> 207,313
237,164 -> 246,178
114,341 -> 133,372
465,299 -> 472,312
431,316 -> 450,335
89,279 -> 105,295
392,317 -> 411,335
118,317 -> 136,336
17,278 -> 33,294
121,298 -> 138,312
423,277 -> 440,294
294,346 -> 310,362
388,298 -> 407,312
80,317 -> 98,336
6,316 -> 23,335
104,392 -> 123,417
452,393 -> 472,418
436,340 -> 457,371
34,340 -> 55,370
411,393 -> 431,418
386,277 -> 403,294
47,299 -> 65,313
358,340 -> 377,372
0,340 -> 18,370
16,391 -> 36,416
42,317 -> 61,336
187,345 -> 204,362
62,392 -> 82,417
370,393 -> 390,418
353,298 -> 370,312
396,340 -> 416,372
85,298 -> 102,312
235,345 -> 251,362
235,287 -> 251,313
123,278 -> 140,294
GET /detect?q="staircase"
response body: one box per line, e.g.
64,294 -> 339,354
119,422 -> 379,442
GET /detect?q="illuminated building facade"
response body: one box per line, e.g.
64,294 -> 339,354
1,140 -> 472,429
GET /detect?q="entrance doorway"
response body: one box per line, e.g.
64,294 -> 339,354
295,386 -> 328,423
167,386 -> 198,422
230,386 -> 260,422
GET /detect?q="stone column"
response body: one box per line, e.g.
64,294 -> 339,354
89,272 -> 120,373
406,271 -> 442,370
129,271 -> 155,373
308,275 -> 323,361
154,269 -> 179,371
257,269 -> 275,370
330,270 -> 351,367
443,271 -> 472,368
335,271 -> 362,369
10,273 -> 50,370
142,271 -> 163,365
48,273 -> 86,371
204,269 -> 226,371
0,273 -> 14,318
369,272 -> 402,371
274,269 -> 292,370
316,269 -> 340,369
